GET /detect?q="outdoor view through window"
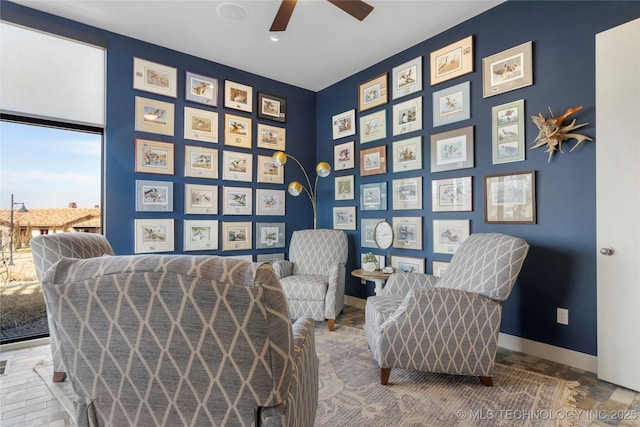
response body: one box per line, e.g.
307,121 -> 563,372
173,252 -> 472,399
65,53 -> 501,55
0,121 -> 102,343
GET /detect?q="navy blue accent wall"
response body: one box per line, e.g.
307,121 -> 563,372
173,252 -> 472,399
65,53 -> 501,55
317,1 -> 640,355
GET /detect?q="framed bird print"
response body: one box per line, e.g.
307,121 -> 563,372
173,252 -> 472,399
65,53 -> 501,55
392,56 -> 423,99
224,80 -> 253,112
429,36 -> 473,86
224,113 -> 252,148
185,71 -> 218,106
482,41 -> 533,98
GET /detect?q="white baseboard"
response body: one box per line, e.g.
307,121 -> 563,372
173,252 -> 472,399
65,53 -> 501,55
344,298 -> 597,373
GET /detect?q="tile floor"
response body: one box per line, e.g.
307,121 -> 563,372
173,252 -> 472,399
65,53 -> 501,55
1,305 -> 638,426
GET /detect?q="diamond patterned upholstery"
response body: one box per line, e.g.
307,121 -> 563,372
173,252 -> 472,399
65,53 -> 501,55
272,229 -> 348,331
40,254 -> 319,427
365,233 -> 529,385
30,232 -> 115,379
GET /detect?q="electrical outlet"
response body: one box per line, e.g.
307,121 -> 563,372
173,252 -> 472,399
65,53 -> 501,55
557,307 -> 569,325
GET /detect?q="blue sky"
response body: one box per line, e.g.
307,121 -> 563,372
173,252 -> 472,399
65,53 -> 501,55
0,121 -> 101,209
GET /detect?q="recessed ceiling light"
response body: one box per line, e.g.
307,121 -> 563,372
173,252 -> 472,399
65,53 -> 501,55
269,35 -> 281,42
216,2 -> 249,21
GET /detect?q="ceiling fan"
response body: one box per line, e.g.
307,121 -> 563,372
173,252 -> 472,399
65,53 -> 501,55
270,0 -> 374,32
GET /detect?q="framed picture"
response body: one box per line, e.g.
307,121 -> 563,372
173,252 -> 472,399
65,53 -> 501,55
221,221 -> 252,251
256,222 -> 285,249
392,96 -> 422,136
134,219 -> 174,253
135,96 -> 175,136
483,41 -> 533,98
360,182 -> 387,211
135,139 -> 174,175
222,186 -> 252,215
392,216 -> 422,250
257,93 -> 286,122
184,145 -> 218,178
224,113 -> 252,149
492,99 -> 525,164
361,218 -> 384,248
433,219 -> 470,254
360,145 -> 387,176
333,206 -> 356,230
255,189 -> 285,216
393,177 -> 422,210
335,175 -> 355,200
358,73 -> 388,112
391,255 -> 425,273
133,57 -> 177,98
184,107 -> 218,143
430,126 -> 474,173
135,180 -> 173,212
432,81 -> 470,127
392,56 -> 422,100
184,220 -> 218,251
432,260 -> 450,278
185,183 -> 218,215
222,150 -> 253,182
332,109 -> 356,140
484,171 -> 536,224
392,136 -> 422,173
431,176 -> 472,212
429,35 -> 473,86
257,154 -> 284,184
334,140 -> 355,171
359,110 -> 387,144
257,123 -> 286,151
185,71 -> 218,106
256,253 -> 285,263
224,80 -> 253,112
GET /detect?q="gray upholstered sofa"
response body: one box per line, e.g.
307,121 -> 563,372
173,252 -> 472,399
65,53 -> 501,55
272,229 -> 348,331
365,233 -> 529,386
30,232 -> 116,382
40,253 -> 319,427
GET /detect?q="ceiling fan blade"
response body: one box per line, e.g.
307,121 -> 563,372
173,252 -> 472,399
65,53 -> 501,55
328,0 -> 374,21
270,0 -> 298,32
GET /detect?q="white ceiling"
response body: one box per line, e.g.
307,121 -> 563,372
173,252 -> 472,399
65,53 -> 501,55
11,0 -> 504,91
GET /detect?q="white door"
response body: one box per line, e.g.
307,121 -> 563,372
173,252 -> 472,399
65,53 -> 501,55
595,18 -> 640,392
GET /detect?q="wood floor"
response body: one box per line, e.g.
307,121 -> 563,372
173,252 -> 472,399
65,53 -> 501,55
0,305 -> 638,426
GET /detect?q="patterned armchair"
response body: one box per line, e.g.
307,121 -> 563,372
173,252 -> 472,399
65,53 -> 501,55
40,254 -> 319,427
365,233 -> 529,386
272,229 -> 348,331
30,232 -> 115,382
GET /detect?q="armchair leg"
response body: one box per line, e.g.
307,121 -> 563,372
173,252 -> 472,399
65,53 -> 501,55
328,319 -> 335,331
478,376 -> 493,386
381,368 -> 391,385
53,371 -> 67,383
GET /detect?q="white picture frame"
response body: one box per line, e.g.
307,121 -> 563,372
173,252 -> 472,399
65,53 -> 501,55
361,218 -> 384,248
185,71 -> 217,106
333,206 -> 356,230
393,177 -> 422,210
184,220 -> 218,251
256,253 -> 285,263
359,110 -> 387,144
222,151 -> 253,182
393,96 -> 422,136
392,136 -> 422,173
257,154 -> 284,184
135,96 -> 175,136
135,180 -> 173,212
431,176 -> 472,212
392,56 -> 423,100
432,260 -> 450,278
335,175 -> 355,200
184,107 -> 218,143
332,109 -> 356,140
185,145 -> 218,178
222,186 -> 252,215
391,255 -> 425,273
392,216 -> 423,250
256,189 -> 286,216
224,80 -> 253,112
334,140 -> 355,171
185,184 -> 218,215
433,220 -> 470,254
133,57 -> 177,98
224,113 -> 252,148
257,123 -> 286,151
134,219 -> 174,253
221,221 -> 252,251
256,222 -> 285,249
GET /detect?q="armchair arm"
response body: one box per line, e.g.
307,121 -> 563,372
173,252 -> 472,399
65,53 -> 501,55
381,271 -> 440,296
323,263 -> 345,320
378,287 -> 502,376
272,260 -> 294,279
283,317 -> 319,427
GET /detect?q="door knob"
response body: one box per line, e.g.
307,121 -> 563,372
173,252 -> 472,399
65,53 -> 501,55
599,247 -> 614,256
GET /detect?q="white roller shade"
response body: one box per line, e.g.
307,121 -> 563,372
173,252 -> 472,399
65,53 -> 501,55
0,21 -> 105,127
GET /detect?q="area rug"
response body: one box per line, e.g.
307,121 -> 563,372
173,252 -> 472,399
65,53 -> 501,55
34,324 -> 579,427
314,325 -> 579,427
